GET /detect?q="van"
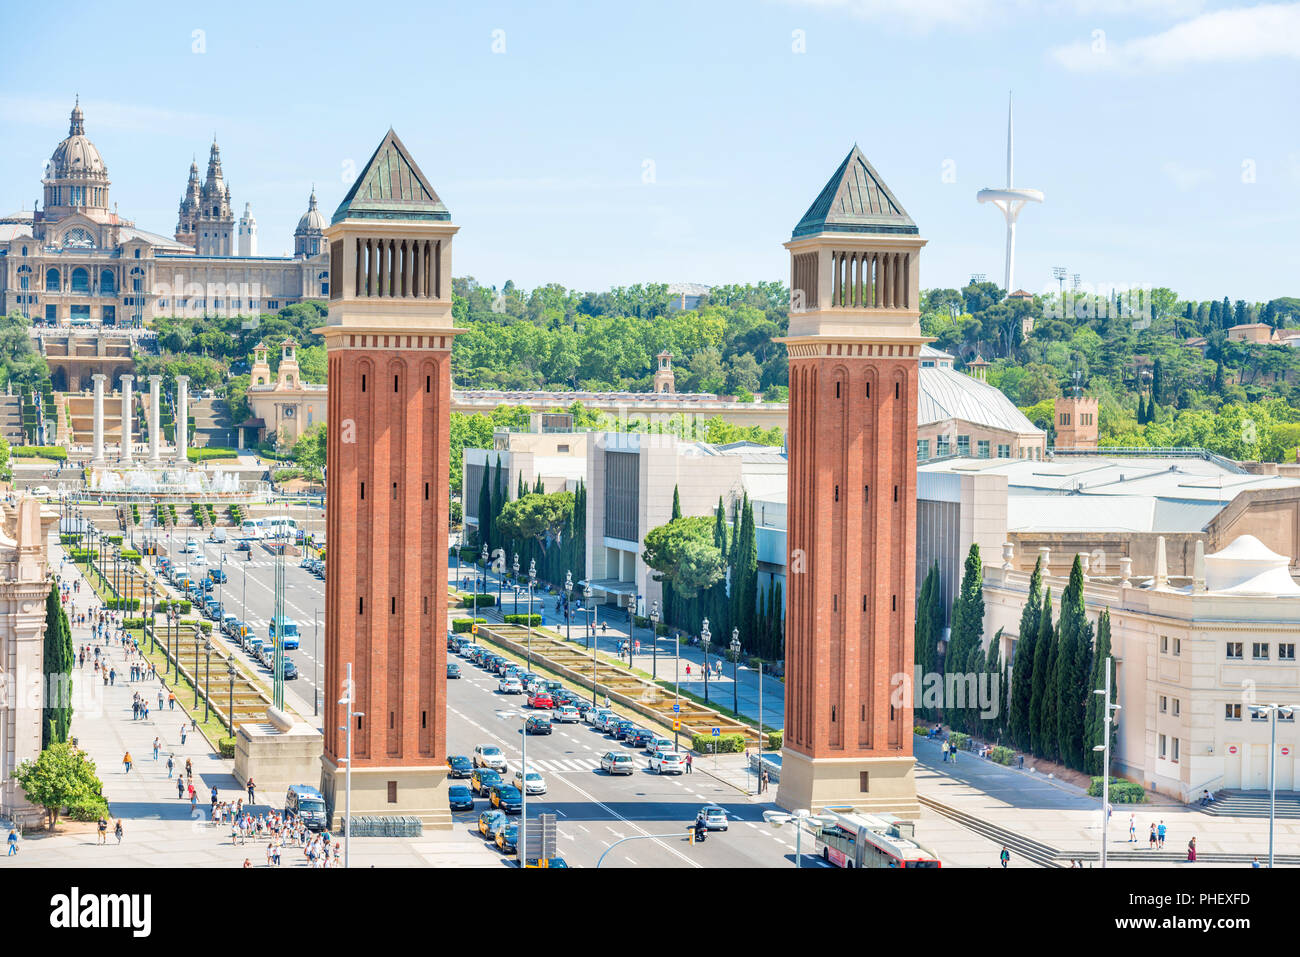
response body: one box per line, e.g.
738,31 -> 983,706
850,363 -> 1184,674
208,528 -> 228,543
284,784 -> 328,831
269,616 -> 300,650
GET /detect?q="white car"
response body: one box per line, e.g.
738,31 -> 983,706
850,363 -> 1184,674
472,745 -> 507,772
646,737 -> 675,756
649,750 -> 686,775
31,486 -> 52,498
498,676 -> 524,694
586,708 -> 612,727
513,769 -> 547,795
190,552 -> 208,565
553,704 -> 580,723
600,751 -> 635,775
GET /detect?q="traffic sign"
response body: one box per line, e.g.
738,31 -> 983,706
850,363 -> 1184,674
1284,747 -> 1292,756
711,728 -> 720,737
471,623 -> 478,635
1229,745 -> 1238,754
672,704 -> 680,713
673,719 -> 681,731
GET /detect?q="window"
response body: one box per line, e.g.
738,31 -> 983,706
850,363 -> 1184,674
1251,708 -> 1268,722
1280,643 -> 1296,660
1171,738 -> 1179,763
957,435 -> 970,456
936,435 -> 950,457
45,268 -> 60,292
1158,734 -> 1166,758
859,772 -> 869,793
917,439 -> 930,462
1159,695 -> 1167,713
1226,642 -> 1243,660
1173,638 -> 1181,656
70,267 -> 90,294
997,443 -> 1011,458
387,781 -> 397,803
1060,413 -> 1072,426
1281,711 -> 1295,723
1253,642 -> 1269,661
1160,636 -> 1168,654
1172,698 -> 1180,717
977,440 -> 991,459
1225,703 -> 1242,720
557,444 -> 570,454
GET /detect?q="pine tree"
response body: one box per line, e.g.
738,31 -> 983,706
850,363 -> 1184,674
1055,556 -> 1093,771
1008,557 -> 1042,751
1028,588 -> 1055,758
1083,609 -> 1116,776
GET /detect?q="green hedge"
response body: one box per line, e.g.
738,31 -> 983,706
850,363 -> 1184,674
503,614 -> 543,626
156,600 -> 193,614
120,550 -> 141,564
228,505 -> 243,525
66,797 -> 111,821
451,617 -> 487,633
690,732 -> 747,754
989,745 -> 1016,766
766,730 -> 783,751
1088,777 -> 1147,803
121,618 -> 146,629
948,732 -> 970,751
458,547 -> 478,563
104,598 -> 140,611
217,738 -> 236,759
459,594 -> 497,608
187,447 -> 239,462
11,446 -> 67,460
655,623 -> 668,636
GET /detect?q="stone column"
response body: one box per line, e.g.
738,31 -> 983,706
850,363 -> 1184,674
91,373 -> 106,466
119,374 -> 134,464
148,375 -> 163,464
174,374 -> 190,465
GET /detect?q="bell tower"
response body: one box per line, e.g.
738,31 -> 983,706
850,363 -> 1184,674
777,145 -> 927,818
318,129 -> 460,828
653,351 -> 676,394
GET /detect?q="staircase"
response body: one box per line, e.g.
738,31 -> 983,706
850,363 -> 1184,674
52,393 -> 72,447
0,395 -> 26,446
191,397 -> 236,449
1200,789 -> 1300,819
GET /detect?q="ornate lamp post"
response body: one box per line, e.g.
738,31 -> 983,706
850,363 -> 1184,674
480,543 -> 489,595
730,627 -> 741,718
192,629 -> 203,709
526,559 -> 537,669
203,636 -> 213,723
701,617 -> 711,706
564,571 -> 573,642
226,659 -> 238,739
512,553 -> 520,616
585,581 -> 596,706
649,600 -> 660,681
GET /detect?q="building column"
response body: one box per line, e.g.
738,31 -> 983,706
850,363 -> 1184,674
119,374 -> 134,464
148,375 -> 163,464
91,373 -> 106,466
174,374 -> 190,465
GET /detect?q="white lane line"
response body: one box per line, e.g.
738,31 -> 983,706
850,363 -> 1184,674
558,774 -> 702,869
577,825 -> 590,834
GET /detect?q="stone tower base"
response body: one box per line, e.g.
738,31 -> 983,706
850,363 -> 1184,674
320,757 -> 452,831
234,711 -> 324,796
775,749 -> 921,820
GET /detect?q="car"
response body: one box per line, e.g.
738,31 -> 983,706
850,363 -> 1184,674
527,691 -> 554,709
470,768 -> 503,797
446,635 -> 460,652
208,568 -> 228,583
446,755 -> 473,779
513,769 -> 547,795
221,614 -> 240,636
647,737 -> 675,756
572,700 -> 595,721
524,715 -> 552,735
610,719 -> 637,740
495,822 -> 520,854
447,663 -> 462,679
489,785 -> 523,814
473,745 -> 507,772
477,809 -> 508,839
553,704 -> 580,723
235,541 -> 252,553
498,677 -> 524,695
191,552 -> 208,565
552,690 -> 578,708
282,658 -> 299,680
184,540 -> 200,553
258,645 -> 276,668
588,708 -> 614,728
696,805 -> 728,831
627,728 -> 656,749
284,784 -> 328,831
600,751 -> 635,775
543,679 -> 564,695
448,785 -> 475,812
649,750 -> 686,774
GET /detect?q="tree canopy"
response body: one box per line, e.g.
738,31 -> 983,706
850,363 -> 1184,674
642,516 -> 725,600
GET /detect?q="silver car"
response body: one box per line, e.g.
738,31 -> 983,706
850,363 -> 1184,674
473,745 -> 508,772
600,751 -> 635,775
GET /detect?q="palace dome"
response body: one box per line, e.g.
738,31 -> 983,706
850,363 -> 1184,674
49,101 -> 107,180
295,189 -> 325,235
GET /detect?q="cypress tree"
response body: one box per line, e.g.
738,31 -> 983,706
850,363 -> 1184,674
1008,557 -> 1042,751
984,627 -> 1004,740
1055,556 -> 1093,771
1221,295 -> 1232,329
662,484 -> 681,629
42,584 -> 73,749
490,456 -> 505,552
1083,609 -> 1116,776
476,462 -> 492,552
1028,588 -> 1055,758
945,545 -> 984,732
709,497 -> 730,639
914,563 -> 939,720
671,485 -> 682,520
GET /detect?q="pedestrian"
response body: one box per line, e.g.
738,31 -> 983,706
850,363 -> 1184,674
941,740 -> 949,762
185,757 -> 192,779
1251,857 -> 1261,868
113,820 -> 123,846
177,776 -> 185,799
153,737 -> 160,761
97,817 -> 108,845
143,702 -> 149,720
122,751 -> 132,773
166,754 -> 174,778
760,768 -> 769,794
999,846 -> 1010,868
180,724 -> 187,746
685,753 -> 693,775
6,828 -> 17,856
1148,823 -> 1157,849
685,663 -> 691,677
1157,820 -> 1167,849
1187,837 -> 1197,862
950,742 -> 958,765
1129,814 -> 1136,843
247,778 -> 256,803
109,667 -> 115,686
168,691 -> 175,710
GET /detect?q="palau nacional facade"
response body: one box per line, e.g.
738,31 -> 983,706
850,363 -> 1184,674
0,101 -> 329,325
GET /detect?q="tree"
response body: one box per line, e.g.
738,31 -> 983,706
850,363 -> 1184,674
914,563 -> 940,720
945,545 -> 984,732
1028,588 -> 1055,759
475,460 -> 492,550
41,584 -> 73,748
984,628 -> 1004,740
12,741 -> 105,832
1083,609 -> 1116,776
1008,557 -> 1042,751
1055,556 -> 1093,771
642,516 -> 725,599
291,422 -> 326,478
497,491 -> 574,552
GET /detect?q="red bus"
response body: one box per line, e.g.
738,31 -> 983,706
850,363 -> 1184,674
813,808 -> 942,868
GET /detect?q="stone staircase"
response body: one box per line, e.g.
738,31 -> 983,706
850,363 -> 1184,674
1200,789 -> 1300,819
191,397 -> 236,449
0,395 -> 26,446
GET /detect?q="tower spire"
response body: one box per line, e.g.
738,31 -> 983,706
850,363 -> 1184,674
1006,91 -> 1014,188
977,91 -> 1043,292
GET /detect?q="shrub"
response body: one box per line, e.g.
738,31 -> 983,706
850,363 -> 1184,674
66,797 -> 111,821
106,534 -> 123,545
948,732 -> 970,751
121,618 -> 146,629
458,547 -> 478,563
217,738 -> 236,759
11,446 -> 67,461
655,623 -> 668,636
1088,777 -> 1147,803
451,618 -> 487,633
104,599 -> 140,611
989,746 -> 1016,766
119,550 -> 141,564
503,614 -> 543,626
228,505 -> 243,525
460,594 -> 496,608
690,732 -> 747,754
273,467 -> 305,483
766,730 -> 783,751
914,725 -> 930,736
187,447 -> 239,463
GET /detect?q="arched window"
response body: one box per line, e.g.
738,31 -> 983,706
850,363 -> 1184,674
45,268 -> 60,291
71,267 -> 90,294
100,270 -> 116,295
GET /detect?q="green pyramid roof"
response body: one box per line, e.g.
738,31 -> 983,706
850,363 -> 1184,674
331,129 -> 450,225
792,145 -> 916,239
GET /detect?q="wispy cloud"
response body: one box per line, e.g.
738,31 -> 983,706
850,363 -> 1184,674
1051,2 -> 1300,71
778,0 -> 1204,31
1160,160 -> 1212,191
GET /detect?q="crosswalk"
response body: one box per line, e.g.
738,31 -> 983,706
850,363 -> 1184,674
511,756 -> 610,774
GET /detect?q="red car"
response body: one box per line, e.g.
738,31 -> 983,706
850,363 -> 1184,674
528,691 -> 554,709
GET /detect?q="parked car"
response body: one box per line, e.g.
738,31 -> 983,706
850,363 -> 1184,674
649,750 -> 686,775
477,809 -> 508,839
470,768 -> 503,797
600,751 -> 635,775
448,785 -> 475,811
282,658 -> 298,680
524,715 -> 552,735
513,769 -> 547,795
495,822 -> 520,854
610,719 -> 637,741
588,708 -> 614,728
446,755 -> 473,779
498,676 -> 524,695
647,737 -> 675,756
627,728 -> 656,749
527,691 -> 554,709
489,785 -> 523,814
473,745 -> 507,772
553,705 -> 580,724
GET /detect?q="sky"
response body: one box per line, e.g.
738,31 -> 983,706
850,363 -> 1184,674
1,0 -> 1297,301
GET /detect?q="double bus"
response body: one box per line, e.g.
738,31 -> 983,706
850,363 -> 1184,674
265,517 -> 297,540
813,808 -> 942,868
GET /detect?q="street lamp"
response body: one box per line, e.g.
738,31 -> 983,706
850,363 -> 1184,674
673,621 -> 681,753
512,554 -> 520,616
730,627 -> 741,718
1249,702 -> 1297,868
480,543 -> 489,595
203,637 -> 213,724
762,810 -> 831,867
192,629 -> 203,709
1091,655 -> 1121,868
584,581 -> 596,706
701,618 -> 711,706
525,559 -> 537,669
564,571 -> 573,643
649,600 -> 660,681
338,661 -> 364,869
226,659 -> 238,739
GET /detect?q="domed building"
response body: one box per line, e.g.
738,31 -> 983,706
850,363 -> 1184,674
0,100 -> 330,331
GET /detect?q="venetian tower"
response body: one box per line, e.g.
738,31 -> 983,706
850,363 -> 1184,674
318,130 -> 459,828
776,145 -> 927,818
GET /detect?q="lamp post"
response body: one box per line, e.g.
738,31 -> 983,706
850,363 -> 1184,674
564,571 -> 573,642
730,627 -> 741,718
649,600 -> 660,681
762,810 -> 831,868
526,559 -> 537,669
673,625 -> 681,753
202,636 -> 213,723
1249,702 -> 1297,868
313,609 -> 320,717
226,659 -> 237,739
192,629 -> 203,709
512,554 -> 520,616
480,543 -> 489,595
701,618 -> 711,706
476,543 -> 488,625
585,581 -> 596,707
338,662 -> 364,869
1091,655 -> 1121,868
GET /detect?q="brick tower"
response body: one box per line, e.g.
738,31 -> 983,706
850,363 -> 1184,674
776,146 -> 927,818
318,130 -> 460,828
